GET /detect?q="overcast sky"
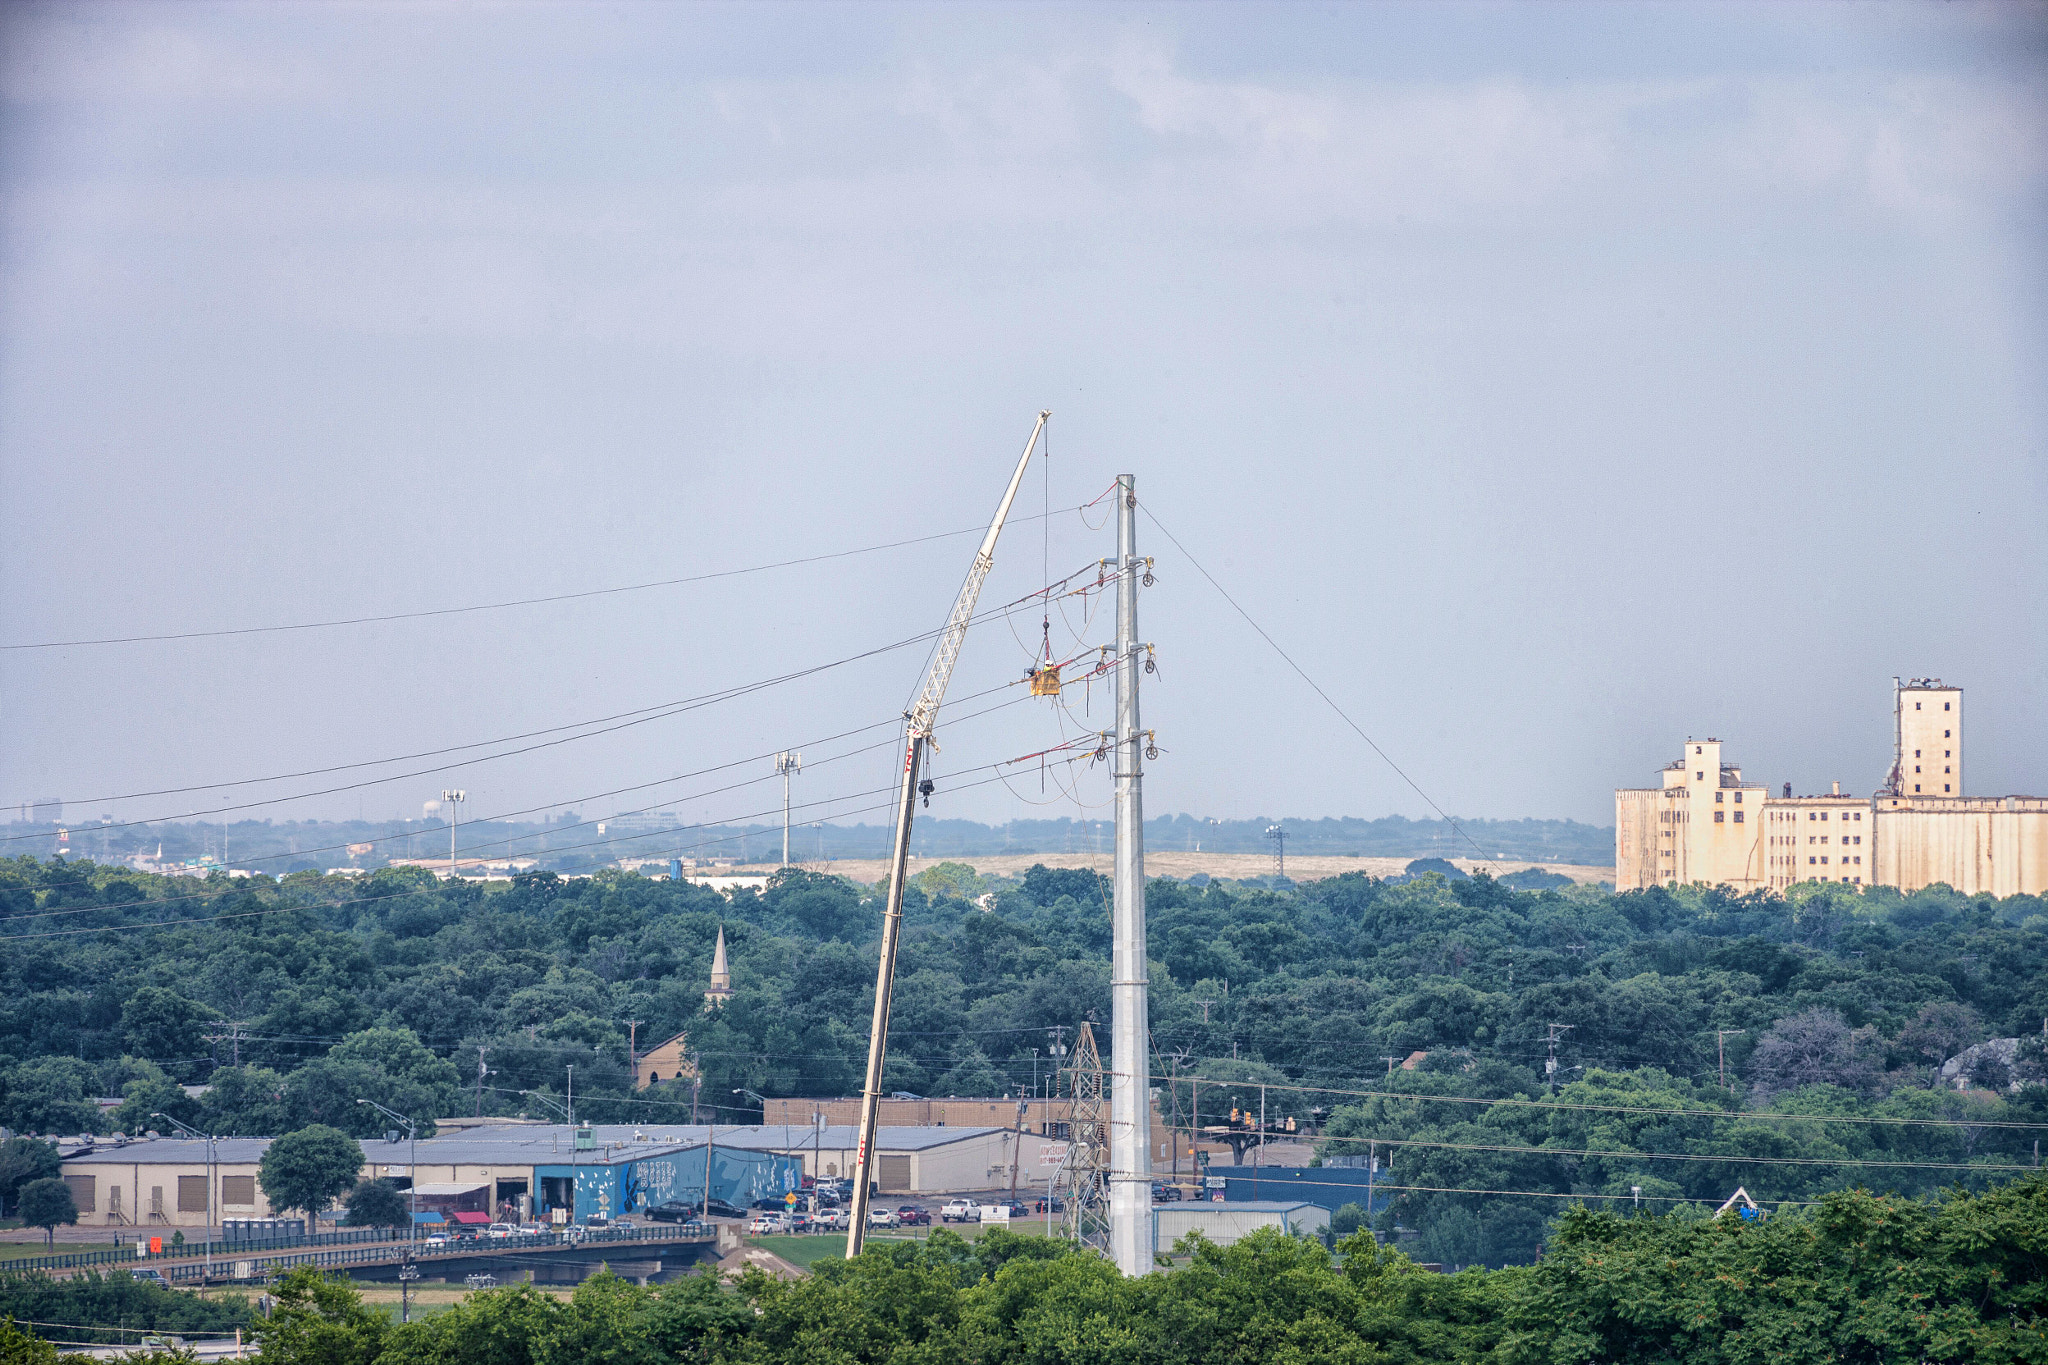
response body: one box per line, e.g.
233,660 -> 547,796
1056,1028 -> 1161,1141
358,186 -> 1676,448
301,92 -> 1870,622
2,1 -> 2044,846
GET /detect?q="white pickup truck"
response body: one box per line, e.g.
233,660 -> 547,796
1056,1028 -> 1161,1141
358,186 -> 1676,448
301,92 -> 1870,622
939,1199 -> 981,1223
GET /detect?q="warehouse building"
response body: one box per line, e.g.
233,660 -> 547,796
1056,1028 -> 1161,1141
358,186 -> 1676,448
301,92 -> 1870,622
1155,1200 -> 1329,1249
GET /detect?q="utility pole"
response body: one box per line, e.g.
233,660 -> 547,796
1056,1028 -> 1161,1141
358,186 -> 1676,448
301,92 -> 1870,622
1193,1000 -> 1214,1024
774,753 -> 801,866
1544,1024 -> 1574,1091
1717,1030 -> 1746,1092
846,412 -> 1048,1258
1266,824 -> 1287,880
1108,472 -> 1153,1278
474,1046 -> 493,1118
442,790 -> 466,878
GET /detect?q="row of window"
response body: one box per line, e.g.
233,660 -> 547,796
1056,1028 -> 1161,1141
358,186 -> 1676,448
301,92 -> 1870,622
1810,855 -> 1863,865
1912,749 -> 1953,758
1911,701 -> 1953,711
1713,791 -> 1743,803
1767,810 -> 1863,821
1712,811 -> 1744,823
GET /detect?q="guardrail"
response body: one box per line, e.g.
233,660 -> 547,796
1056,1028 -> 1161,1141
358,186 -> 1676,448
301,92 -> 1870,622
0,1227 -> 389,1277
155,1224 -> 716,1284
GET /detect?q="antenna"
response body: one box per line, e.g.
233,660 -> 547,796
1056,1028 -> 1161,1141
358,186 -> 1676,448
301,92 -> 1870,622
1265,823 -> 1287,880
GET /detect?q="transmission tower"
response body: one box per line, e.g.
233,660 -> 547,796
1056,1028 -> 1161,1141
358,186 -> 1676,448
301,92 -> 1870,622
1265,824 -> 1287,880
1063,1022 -> 1111,1253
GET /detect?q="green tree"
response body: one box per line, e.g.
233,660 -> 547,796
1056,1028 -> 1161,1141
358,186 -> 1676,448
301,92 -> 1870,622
195,1066 -> 290,1137
0,1314 -> 58,1365
341,1178 -> 409,1230
16,1178 -> 78,1247
119,987 -> 215,1066
258,1126 -> 363,1225
251,1265 -> 387,1365
0,1138 -> 61,1218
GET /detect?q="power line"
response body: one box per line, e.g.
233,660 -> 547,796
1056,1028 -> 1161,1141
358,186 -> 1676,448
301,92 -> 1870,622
0,754 -> 1096,942
1174,1073 -> 2048,1133
2,506 -> 1089,651
1138,501 -> 1494,866
1330,1134 -> 2036,1174
2,593 -> 1055,840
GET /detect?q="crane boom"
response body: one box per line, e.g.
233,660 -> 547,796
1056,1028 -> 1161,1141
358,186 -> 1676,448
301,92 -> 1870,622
844,410 -> 1048,1256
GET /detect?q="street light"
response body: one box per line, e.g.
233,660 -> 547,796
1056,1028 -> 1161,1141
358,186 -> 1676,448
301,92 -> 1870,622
152,1114 -> 214,1281
355,1100 -> 419,1278
441,790 -> 466,878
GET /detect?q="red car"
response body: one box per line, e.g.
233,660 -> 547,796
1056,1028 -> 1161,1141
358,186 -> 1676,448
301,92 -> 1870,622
895,1206 -> 931,1226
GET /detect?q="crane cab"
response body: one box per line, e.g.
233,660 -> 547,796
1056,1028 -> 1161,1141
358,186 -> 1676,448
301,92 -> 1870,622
1029,664 -> 1062,698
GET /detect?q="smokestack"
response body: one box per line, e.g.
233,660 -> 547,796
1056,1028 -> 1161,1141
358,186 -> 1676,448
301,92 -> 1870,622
1832,781 -> 1841,796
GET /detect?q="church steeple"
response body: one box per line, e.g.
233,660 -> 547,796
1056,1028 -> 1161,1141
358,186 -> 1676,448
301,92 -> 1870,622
705,924 -> 733,1006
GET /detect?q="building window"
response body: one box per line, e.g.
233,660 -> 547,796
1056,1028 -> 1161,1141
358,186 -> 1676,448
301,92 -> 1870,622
1808,856 -> 1816,865
1821,812 -> 1829,821
1944,702 -> 1951,711
1915,784 -> 1921,792
1716,791 -> 1724,803
1809,812 -> 1817,821
1696,772 -> 1704,780
1854,813 -> 1861,821
1944,766 -> 1950,774
1945,728 -> 1951,736
1916,702 -> 1922,710
1945,784 -> 1951,792
1853,835 -> 1861,845
1915,749 -> 1921,757
1821,857 -> 1829,864
1915,766 -> 1921,773
1854,856 -> 1861,864
1944,749 -> 1951,758
1714,811 -> 1724,823
1854,877 -> 1862,884
1733,811 -> 1743,823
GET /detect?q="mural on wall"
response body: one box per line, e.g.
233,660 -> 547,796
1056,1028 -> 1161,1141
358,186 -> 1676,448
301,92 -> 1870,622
536,1145 -> 802,1221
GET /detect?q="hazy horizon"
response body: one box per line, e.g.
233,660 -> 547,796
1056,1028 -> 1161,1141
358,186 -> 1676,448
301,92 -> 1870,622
4,2 -> 2044,837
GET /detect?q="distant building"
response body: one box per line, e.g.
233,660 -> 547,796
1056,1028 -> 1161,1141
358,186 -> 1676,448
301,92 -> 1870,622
633,1031 -> 694,1090
1617,679 -> 2047,896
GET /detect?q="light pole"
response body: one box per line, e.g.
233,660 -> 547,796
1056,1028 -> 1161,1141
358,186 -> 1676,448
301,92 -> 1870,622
773,753 -> 800,866
355,1099 -> 419,1298
152,1114 -> 213,1281
441,789 -> 466,878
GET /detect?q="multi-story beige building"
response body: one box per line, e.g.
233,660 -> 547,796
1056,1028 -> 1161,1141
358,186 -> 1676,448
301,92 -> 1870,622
1615,739 -> 1768,889
1617,679 -> 2047,897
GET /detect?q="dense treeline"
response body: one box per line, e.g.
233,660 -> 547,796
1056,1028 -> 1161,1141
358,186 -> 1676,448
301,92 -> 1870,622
13,1177 -> 2011,1364
3,855 -> 2046,1262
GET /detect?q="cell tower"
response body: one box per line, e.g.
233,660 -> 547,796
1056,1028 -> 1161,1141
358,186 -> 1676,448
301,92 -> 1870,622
1266,823 -> 1287,880
1063,1021 -> 1111,1252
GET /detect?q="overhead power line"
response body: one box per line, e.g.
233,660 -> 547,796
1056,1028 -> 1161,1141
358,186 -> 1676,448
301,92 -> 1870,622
0,753 -> 1096,942
1175,1073 -> 2048,1132
1138,501 -> 1494,867
2,592 -> 1055,840
2,506 -> 1088,651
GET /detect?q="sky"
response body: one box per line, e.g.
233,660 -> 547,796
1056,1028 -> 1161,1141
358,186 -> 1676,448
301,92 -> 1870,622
2,1 -> 2045,846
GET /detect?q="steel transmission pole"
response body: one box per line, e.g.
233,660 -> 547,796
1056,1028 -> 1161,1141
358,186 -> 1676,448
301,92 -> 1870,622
1109,473 -> 1154,1276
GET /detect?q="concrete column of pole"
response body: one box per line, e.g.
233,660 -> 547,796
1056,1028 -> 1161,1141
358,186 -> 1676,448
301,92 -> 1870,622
1109,473 -> 1154,1275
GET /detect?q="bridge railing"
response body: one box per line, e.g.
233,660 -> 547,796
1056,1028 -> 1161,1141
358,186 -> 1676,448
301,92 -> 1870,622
157,1224 -> 714,1283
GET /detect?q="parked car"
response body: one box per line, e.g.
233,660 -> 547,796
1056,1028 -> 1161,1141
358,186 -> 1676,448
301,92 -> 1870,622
814,1208 -> 850,1231
784,1212 -> 812,1233
894,1206 -> 931,1227
866,1207 -> 898,1228
1151,1184 -> 1182,1203
940,1199 -> 981,1223
996,1202 -> 1030,1219
1033,1196 -> 1066,1214
746,1212 -> 785,1234
129,1269 -> 171,1289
